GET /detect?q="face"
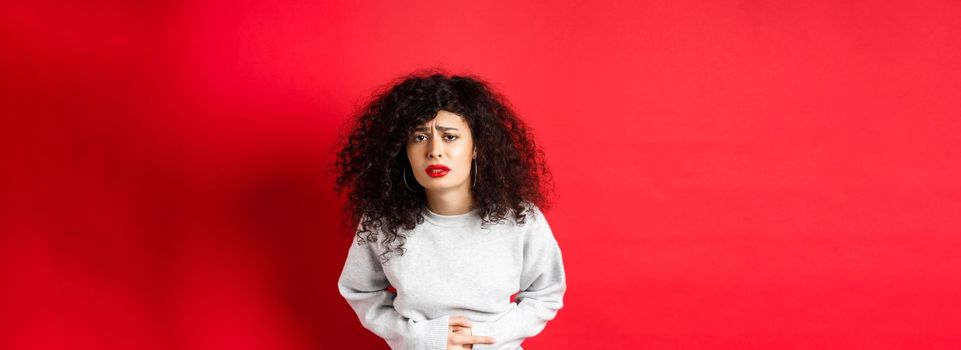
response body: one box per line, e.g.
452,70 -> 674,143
406,110 -> 477,193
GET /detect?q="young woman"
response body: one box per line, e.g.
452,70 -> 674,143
335,71 -> 566,350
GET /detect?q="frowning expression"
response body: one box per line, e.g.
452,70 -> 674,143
406,110 -> 476,193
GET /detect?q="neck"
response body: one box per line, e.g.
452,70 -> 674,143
425,186 -> 474,215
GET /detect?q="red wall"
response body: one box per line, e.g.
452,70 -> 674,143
2,1 -> 960,349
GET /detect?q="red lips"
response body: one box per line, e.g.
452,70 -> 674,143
425,164 -> 450,178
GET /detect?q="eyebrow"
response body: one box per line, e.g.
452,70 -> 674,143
414,125 -> 459,132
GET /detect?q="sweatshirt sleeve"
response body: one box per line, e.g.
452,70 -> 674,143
469,210 -> 567,350
337,233 -> 451,350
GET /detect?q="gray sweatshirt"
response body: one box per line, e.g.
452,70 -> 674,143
337,205 -> 566,350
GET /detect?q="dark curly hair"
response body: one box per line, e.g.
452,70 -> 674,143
334,69 -> 553,262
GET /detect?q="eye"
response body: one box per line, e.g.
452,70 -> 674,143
413,135 -> 428,142
443,135 -> 459,141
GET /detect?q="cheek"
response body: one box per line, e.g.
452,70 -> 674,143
407,152 -> 423,175
453,143 -> 474,167
406,145 -> 419,163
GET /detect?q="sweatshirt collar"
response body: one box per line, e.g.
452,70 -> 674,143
423,207 -> 479,227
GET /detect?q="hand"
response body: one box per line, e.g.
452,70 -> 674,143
447,316 -> 495,350
449,324 -> 472,349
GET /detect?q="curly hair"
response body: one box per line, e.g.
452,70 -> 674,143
334,69 -> 553,262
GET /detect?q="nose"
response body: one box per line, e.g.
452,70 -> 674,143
427,136 -> 442,159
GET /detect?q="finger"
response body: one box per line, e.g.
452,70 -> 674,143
448,316 -> 472,328
450,333 -> 495,345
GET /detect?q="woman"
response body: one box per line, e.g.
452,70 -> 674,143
335,71 -> 566,350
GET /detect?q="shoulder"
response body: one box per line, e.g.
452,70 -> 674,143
516,201 -> 547,225
515,203 -> 558,245
353,216 -> 382,248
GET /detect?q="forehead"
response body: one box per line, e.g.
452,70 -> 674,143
416,110 -> 469,128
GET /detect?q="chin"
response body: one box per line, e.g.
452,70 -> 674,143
420,179 -> 469,192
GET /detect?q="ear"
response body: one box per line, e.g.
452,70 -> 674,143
472,147 -> 478,159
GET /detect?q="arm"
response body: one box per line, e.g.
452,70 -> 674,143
469,213 -> 567,350
337,235 -> 451,350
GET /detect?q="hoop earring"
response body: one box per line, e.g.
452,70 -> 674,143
402,169 -> 415,192
472,158 -> 478,188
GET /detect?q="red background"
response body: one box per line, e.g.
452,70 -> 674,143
3,1 -> 960,349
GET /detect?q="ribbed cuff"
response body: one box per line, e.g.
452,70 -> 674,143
422,315 -> 450,350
